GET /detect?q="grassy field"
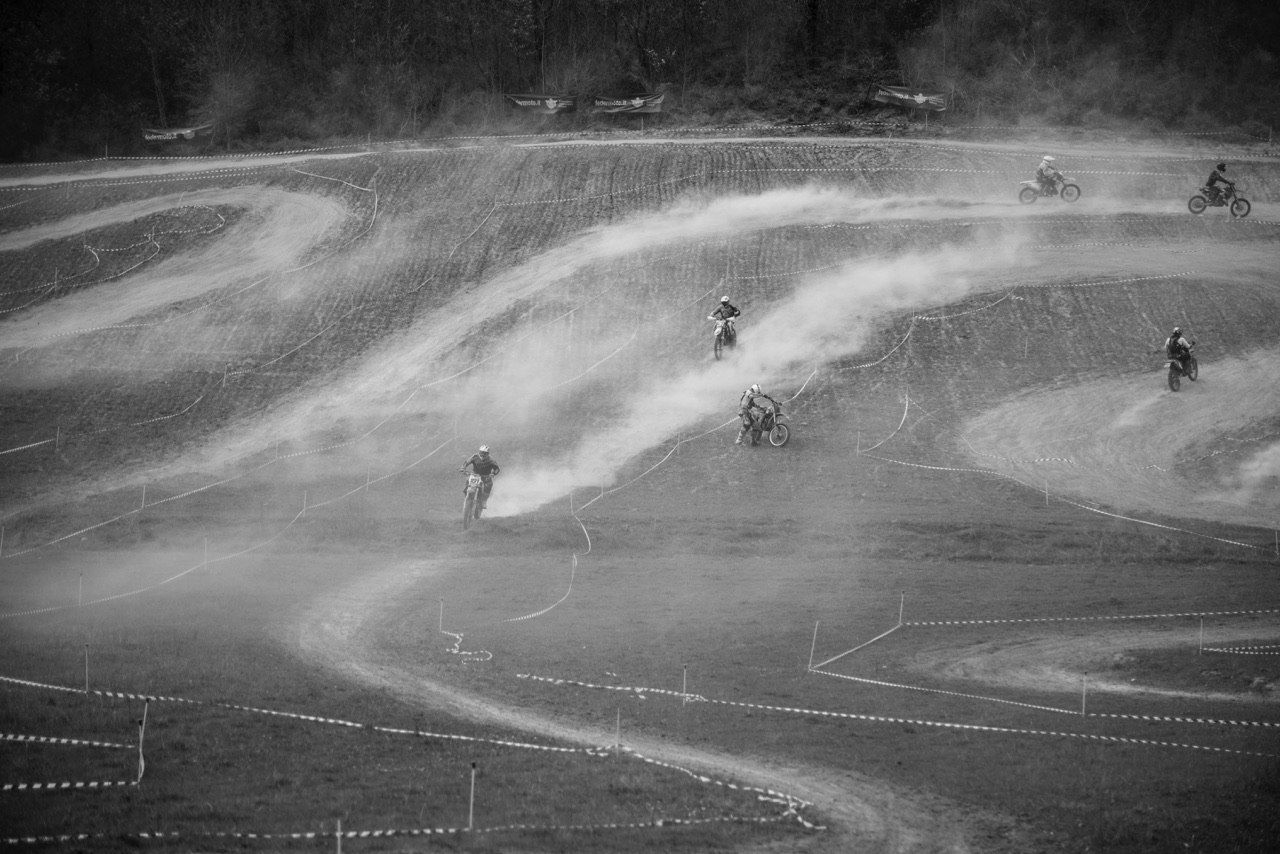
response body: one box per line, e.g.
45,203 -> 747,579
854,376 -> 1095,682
2,131 -> 1279,852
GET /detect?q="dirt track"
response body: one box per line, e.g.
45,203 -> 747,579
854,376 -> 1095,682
3,135 -> 1278,851
963,348 -> 1280,529
294,557 -> 1016,854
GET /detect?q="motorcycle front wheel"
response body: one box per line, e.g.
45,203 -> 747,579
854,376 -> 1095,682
1187,195 -> 1207,215
768,424 -> 790,446
1167,364 -> 1181,392
1060,184 -> 1081,203
713,334 -> 723,360
1018,187 -> 1038,205
1230,198 -> 1251,218
1187,356 -> 1198,381
462,493 -> 477,530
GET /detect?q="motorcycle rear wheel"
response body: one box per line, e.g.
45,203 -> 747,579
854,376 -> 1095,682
1187,195 -> 1207,215
462,493 -> 477,530
1187,356 -> 1198,381
1230,198 -> 1251,218
768,424 -> 790,447
1167,365 -> 1181,392
1018,187 -> 1038,205
1060,184 -> 1081,203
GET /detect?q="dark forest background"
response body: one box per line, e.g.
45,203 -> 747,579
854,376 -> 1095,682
3,0 -> 1279,160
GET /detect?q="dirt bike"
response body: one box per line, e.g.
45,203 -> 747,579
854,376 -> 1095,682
461,472 -> 485,530
1187,184 -> 1250,218
1166,344 -> 1198,392
709,316 -> 737,360
1019,175 -> 1081,204
750,405 -> 790,447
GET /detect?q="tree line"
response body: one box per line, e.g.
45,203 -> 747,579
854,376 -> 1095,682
1,0 -> 1276,160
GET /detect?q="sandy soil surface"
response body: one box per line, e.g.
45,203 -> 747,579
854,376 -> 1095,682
962,349 -> 1280,529
0,187 -> 348,350
294,558 -> 1021,854
4,134 -> 1277,852
913,623 -> 1280,702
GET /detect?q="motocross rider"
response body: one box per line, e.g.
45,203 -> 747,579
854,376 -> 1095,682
1205,162 -> 1234,203
736,383 -> 779,446
708,295 -> 741,342
1164,327 -> 1192,374
1034,156 -> 1061,194
460,445 -> 500,510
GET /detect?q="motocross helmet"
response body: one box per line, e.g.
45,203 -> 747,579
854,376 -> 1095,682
721,295 -> 730,303
1216,163 -> 1226,171
478,445 -> 489,454
750,384 -> 761,394
1042,155 -> 1055,163
1171,327 -> 1182,337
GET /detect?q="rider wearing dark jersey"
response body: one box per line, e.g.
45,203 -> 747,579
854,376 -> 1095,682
1164,327 -> 1192,373
1205,163 -> 1234,202
461,445 -> 500,508
708,295 -> 741,344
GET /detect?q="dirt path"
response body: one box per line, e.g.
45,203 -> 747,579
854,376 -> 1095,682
0,187 -> 348,349
961,349 -> 1280,530
913,622 -> 1280,703
292,558 -> 1021,854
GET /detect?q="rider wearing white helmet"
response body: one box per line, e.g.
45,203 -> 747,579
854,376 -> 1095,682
1164,327 -> 1192,371
709,294 -> 741,323
736,383 -> 779,446
1035,155 -> 1060,193
460,445 -> 501,508
708,295 -> 742,345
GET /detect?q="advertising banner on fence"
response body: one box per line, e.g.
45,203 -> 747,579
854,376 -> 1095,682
870,85 -> 948,112
503,94 -> 577,114
592,93 -> 664,114
142,123 -> 214,142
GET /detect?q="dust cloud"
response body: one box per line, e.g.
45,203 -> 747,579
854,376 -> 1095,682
0,187 -> 347,352
1215,440 -> 1280,507
178,187 -> 1028,485
488,239 -> 1022,515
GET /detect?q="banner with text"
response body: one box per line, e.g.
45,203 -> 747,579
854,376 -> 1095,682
870,86 -> 948,112
592,93 -> 664,114
503,94 -> 577,114
142,123 -> 214,142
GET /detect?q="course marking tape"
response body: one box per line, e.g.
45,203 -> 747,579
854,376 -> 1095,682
1088,711 -> 1280,728
914,289 -> 1016,321
0,673 -> 603,755
902,607 -> 1280,627
1202,646 -> 1280,656
0,168 -> 270,192
809,668 -> 1076,715
0,733 -> 131,749
519,673 -> 1277,758
2,780 -> 137,792
0,672 -> 820,831
812,671 -> 1280,729
440,629 -> 493,662
2,813 -> 808,847
615,744 -> 814,811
